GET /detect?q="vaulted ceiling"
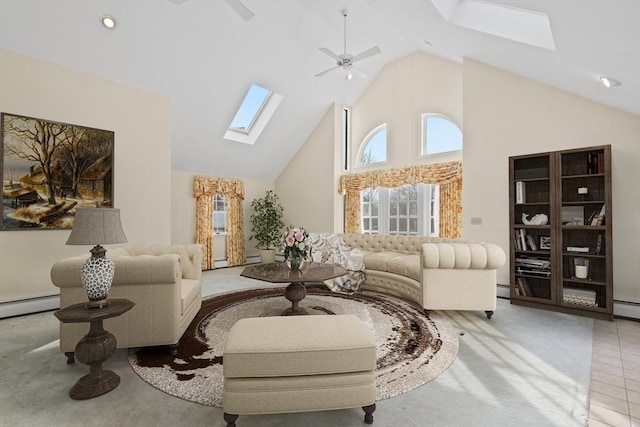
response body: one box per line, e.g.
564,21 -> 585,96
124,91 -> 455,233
1,0 -> 638,180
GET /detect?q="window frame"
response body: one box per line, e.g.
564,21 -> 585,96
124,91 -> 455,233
357,124 -> 388,167
420,114 -> 463,158
212,193 -> 228,235
360,184 -> 439,237
342,106 -> 351,172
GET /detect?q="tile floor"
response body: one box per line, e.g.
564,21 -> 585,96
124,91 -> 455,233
589,318 -> 640,427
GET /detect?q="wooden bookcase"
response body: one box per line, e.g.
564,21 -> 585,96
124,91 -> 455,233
509,145 -> 613,320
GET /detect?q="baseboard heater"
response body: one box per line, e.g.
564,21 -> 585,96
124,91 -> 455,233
0,295 -> 60,319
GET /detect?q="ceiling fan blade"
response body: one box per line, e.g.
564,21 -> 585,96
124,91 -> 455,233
352,46 -> 381,63
315,65 -> 340,78
225,0 -> 255,21
318,47 -> 341,61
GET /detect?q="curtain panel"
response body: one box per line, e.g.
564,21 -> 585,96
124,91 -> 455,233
193,176 -> 246,270
338,161 -> 462,238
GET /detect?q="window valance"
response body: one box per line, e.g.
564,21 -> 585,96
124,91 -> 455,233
338,161 -> 462,238
193,176 -> 245,199
338,161 -> 462,193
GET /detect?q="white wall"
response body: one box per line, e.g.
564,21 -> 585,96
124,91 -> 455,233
171,170 -> 274,260
0,49 -> 172,304
351,52 -> 463,171
275,105 -> 338,233
276,53 -> 464,234
462,59 -> 640,304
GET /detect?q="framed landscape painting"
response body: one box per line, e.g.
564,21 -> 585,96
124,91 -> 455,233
1,113 -> 114,230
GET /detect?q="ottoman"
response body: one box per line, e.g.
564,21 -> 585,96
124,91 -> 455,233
222,314 -> 377,426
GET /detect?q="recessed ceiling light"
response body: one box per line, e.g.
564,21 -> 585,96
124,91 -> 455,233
599,76 -> 621,88
101,15 -> 116,29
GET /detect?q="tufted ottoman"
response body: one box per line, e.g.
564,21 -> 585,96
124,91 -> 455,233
222,315 -> 377,426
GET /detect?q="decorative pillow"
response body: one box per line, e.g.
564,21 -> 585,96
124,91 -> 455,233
308,233 -> 365,294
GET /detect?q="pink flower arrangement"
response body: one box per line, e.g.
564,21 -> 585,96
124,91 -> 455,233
282,226 -> 310,261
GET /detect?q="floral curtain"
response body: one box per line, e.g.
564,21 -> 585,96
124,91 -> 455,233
193,176 -> 246,270
338,161 -> 462,238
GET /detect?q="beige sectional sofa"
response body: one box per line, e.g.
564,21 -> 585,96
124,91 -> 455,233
51,244 -> 202,361
340,234 -> 505,318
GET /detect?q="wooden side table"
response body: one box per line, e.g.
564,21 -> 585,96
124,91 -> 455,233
54,298 -> 134,400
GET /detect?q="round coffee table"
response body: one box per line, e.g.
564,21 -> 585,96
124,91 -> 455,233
240,262 -> 347,315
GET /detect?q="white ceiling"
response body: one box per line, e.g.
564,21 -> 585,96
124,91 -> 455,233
1,0 -> 638,180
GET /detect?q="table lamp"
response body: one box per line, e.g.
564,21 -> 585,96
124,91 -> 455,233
66,208 -> 127,308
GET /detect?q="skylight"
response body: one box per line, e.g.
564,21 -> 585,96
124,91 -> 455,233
224,83 -> 282,145
430,0 -> 556,51
229,84 -> 271,133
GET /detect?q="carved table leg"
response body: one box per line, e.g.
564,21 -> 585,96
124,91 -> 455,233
485,310 -> 494,319
223,413 -> 238,427
282,282 -> 308,315
70,318 -> 119,400
65,352 -> 75,364
363,403 -> 376,424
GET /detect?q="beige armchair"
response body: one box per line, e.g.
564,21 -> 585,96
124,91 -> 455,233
51,244 -> 202,363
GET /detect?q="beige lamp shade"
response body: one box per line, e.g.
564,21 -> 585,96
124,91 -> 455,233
66,208 -> 127,246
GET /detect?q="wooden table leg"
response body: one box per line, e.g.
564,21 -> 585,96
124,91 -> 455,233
70,318 -> 119,400
282,282 -> 308,315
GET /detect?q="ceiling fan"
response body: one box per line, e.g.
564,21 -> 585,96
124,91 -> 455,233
315,9 -> 381,79
169,0 -> 254,21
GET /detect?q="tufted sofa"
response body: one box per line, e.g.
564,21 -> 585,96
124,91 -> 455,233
51,244 -> 202,360
340,234 -> 505,318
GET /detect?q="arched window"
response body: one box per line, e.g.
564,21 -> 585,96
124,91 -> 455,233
359,125 -> 387,165
422,115 -> 462,156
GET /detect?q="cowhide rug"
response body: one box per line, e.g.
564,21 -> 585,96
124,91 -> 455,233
129,286 -> 459,407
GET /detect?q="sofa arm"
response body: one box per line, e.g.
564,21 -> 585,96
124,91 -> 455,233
421,242 -> 505,270
51,253 -> 181,288
182,244 -> 203,281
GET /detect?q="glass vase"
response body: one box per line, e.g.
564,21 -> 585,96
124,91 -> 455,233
287,256 -> 304,271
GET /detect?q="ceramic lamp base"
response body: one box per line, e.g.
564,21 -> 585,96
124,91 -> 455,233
81,251 -> 115,306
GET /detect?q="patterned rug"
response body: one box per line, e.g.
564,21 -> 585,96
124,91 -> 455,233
129,286 -> 459,407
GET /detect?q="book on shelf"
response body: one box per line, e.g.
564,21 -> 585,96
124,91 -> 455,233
598,152 -> 604,174
595,204 -> 605,226
563,287 -> 597,307
587,152 -> 604,175
515,181 -> 526,204
595,233 -> 604,255
516,267 -> 551,277
515,254 -> 551,277
519,229 -> 527,251
517,276 -> 535,297
526,234 -> 538,251
566,246 -> 590,253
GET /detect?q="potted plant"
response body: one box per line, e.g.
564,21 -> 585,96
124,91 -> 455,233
249,190 -> 285,263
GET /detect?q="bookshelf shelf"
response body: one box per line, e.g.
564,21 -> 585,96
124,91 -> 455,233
509,145 -> 612,320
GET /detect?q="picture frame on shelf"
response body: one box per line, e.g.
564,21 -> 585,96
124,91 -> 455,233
539,236 -> 551,250
561,206 -> 584,226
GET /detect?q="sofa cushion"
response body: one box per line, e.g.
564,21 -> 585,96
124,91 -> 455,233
386,254 -> 421,281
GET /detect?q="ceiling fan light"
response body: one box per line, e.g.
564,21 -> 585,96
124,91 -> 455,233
346,72 -> 353,80
599,76 -> 621,88
101,15 -> 116,29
